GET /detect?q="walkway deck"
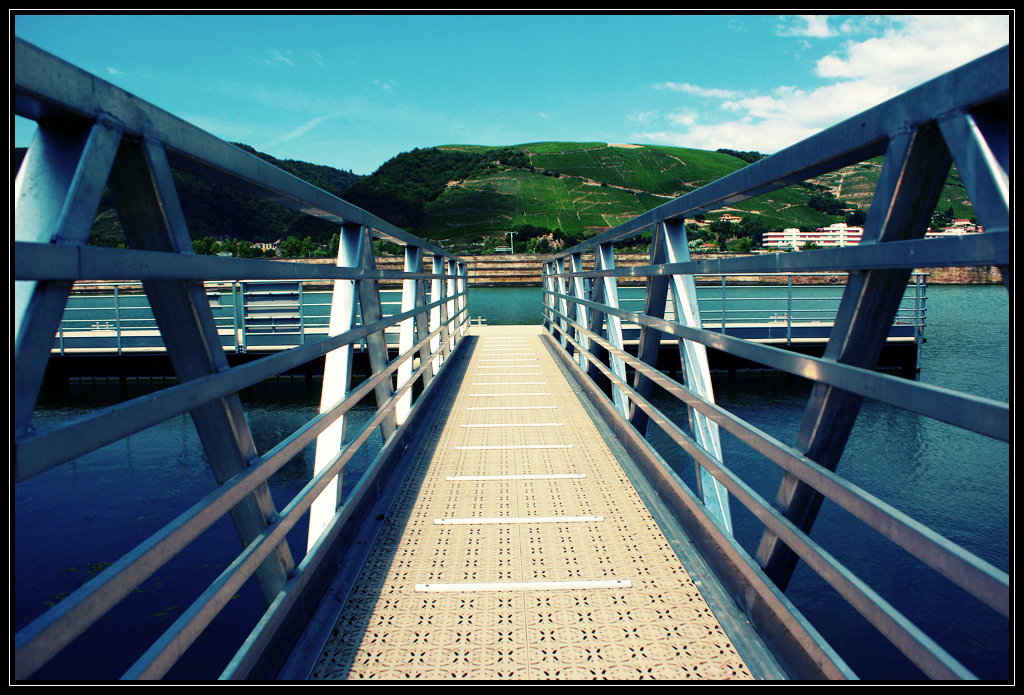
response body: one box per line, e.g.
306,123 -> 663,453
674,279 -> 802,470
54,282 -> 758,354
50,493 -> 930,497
308,326 -> 753,680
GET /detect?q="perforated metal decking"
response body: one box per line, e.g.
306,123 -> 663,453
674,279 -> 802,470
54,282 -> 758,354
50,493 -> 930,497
310,326 -> 752,679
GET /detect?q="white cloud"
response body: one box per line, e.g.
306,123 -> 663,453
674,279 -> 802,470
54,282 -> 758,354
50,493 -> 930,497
654,82 -> 743,99
776,15 -> 837,38
106,67 -> 123,76
373,79 -> 397,94
636,15 -> 1009,155
265,50 -> 294,66
627,109 -> 660,124
816,15 -> 1010,90
666,110 -> 698,128
273,115 -> 331,144
311,52 -> 325,68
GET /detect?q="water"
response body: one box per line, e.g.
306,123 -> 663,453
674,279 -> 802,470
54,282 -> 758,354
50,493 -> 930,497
16,284 -> 1009,680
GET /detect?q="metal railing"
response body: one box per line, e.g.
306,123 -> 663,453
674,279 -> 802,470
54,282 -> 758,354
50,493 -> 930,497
52,281 -> 414,355
615,271 -> 927,346
14,37 -> 469,680
541,45 -> 1008,680
52,272 -> 926,357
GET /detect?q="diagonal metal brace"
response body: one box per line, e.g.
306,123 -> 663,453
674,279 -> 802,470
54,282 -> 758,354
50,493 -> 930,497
107,137 -> 294,604
756,125 -> 953,591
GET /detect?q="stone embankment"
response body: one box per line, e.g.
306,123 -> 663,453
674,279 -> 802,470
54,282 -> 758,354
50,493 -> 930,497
357,253 -> 1004,287
69,254 -> 1003,294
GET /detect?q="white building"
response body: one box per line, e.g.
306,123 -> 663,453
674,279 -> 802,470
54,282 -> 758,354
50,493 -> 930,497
762,223 -> 864,250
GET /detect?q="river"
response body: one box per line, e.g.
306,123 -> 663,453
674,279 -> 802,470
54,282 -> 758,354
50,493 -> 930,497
14,284 -> 1009,680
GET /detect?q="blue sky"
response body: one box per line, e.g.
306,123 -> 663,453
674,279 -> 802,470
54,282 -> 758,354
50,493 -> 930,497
14,14 -> 1010,175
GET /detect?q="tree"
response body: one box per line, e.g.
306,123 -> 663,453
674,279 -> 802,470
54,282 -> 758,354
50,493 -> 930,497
192,236 -> 217,256
727,237 -> 753,253
845,208 -> 867,227
739,216 -> 767,246
278,236 -> 304,258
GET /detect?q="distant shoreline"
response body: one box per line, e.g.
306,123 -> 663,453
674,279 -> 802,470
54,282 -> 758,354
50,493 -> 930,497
67,254 -> 1004,294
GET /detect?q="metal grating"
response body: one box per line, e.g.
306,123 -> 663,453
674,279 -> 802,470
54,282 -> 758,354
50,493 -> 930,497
311,326 -> 752,679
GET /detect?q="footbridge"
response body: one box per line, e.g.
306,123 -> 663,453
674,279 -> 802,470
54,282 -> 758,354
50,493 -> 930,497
14,38 -> 1009,680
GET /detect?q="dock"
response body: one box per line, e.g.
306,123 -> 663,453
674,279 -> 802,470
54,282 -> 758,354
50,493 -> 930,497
14,38 -> 1008,681
297,326 -> 757,679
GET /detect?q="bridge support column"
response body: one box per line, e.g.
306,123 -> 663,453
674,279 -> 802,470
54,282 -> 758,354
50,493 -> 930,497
309,223 -> 363,551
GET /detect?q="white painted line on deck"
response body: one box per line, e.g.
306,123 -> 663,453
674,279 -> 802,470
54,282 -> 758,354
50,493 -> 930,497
471,382 -> 547,385
460,423 -> 563,428
469,393 -> 552,397
415,579 -> 630,592
446,474 -> 584,480
474,373 -> 543,376
454,444 -> 573,450
433,515 -> 602,525
465,406 -> 558,410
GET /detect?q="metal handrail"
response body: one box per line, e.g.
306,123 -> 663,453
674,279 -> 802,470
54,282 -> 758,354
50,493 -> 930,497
51,282 -> 434,355
540,44 -> 1008,680
14,37 -> 469,680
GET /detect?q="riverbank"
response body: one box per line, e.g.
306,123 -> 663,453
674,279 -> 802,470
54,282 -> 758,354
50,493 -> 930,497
295,253 -> 1005,288
66,253 -> 1003,294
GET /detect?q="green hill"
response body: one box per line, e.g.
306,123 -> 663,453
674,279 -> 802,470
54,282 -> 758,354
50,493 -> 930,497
15,140 -> 976,255
361,142 -> 851,248
14,144 -> 363,250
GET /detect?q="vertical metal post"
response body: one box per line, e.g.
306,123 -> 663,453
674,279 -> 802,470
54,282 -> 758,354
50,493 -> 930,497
240,282 -> 249,354
457,261 -> 468,338
356,232 -> 397,442
233,283 -> 243,353
787,274 -> 793,346
416,261 -> 433,391
298,282 -> 305,345
555,257 -> 570,351
114,285 -> 122,356
446,259 -> 457,352
720,276 -> 727,334
570,252 -> 591,371
596,243 -> 629,419
542,261 -> 555,335
661,220 -> 732,534
915,274 -> 927,371
438,258 -> 452,363
430,255 -> 444,374
395,245 -> 422,426
629,223 -> 670,436
309,223 -> 363,551
586,254 -> 608,382
58,314 -> 65,357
